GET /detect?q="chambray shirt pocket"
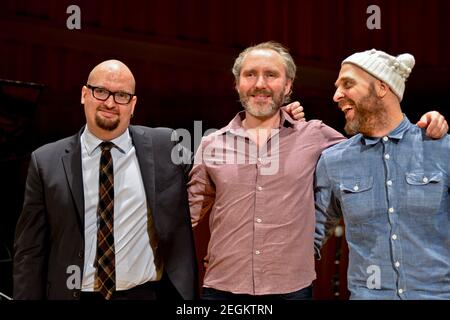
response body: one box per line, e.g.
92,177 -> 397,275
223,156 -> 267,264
339,176 -> 375,224
405,171 -> 444,215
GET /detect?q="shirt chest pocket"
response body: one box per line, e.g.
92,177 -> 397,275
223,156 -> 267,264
339,176 -> 375,223
405,171 -> 445,216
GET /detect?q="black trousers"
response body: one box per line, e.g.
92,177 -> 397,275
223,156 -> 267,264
201,285 -> 313,301
80,272 -> 181,301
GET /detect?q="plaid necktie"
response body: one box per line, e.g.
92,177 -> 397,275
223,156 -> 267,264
94,141 -> 116,300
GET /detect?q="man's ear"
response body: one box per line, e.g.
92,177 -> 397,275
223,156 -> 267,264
234,79 -> 240,92
130,96 -> 137,116
284,79 -> 293,96
81,85 -> 87,104
375,80 -> 388,98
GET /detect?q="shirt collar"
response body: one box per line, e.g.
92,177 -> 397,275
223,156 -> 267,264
360,115 -> 412,145
81,126 -> 132,155
223,109 -> 295,134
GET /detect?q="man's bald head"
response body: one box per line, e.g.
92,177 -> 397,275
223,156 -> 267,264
87,59 -> 136,93
81,59 -> 137,141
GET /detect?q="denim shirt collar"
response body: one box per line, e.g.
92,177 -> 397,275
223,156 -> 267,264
360,115 -> 411,146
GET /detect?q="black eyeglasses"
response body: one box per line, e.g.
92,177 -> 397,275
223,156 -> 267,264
86,84 -> 135,105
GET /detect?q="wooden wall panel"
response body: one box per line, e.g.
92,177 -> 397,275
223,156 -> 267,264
2,0 -> 450,68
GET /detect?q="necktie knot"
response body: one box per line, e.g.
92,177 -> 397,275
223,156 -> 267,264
100,141 -> 115,152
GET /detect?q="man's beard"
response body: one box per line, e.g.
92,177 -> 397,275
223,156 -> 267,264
239,88 -> 286,118
95,110 -> 120,131
343,84 -> 388,136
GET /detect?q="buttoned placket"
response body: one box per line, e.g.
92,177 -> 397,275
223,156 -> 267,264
382,136 -> 406,297
250,128 -> 281,294
253,138 -> 266,294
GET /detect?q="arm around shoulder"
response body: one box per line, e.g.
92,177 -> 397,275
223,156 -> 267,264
311,120 -> 347,150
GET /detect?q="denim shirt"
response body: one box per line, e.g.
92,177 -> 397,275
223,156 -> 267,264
314,116 -> 450,299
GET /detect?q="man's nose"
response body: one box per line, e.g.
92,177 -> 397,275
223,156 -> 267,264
103,94 -> 116,107
255,75 -> 267,88
333,88 -> 344,102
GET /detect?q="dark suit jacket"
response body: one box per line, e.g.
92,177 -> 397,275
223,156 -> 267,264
13,125 -> 198,300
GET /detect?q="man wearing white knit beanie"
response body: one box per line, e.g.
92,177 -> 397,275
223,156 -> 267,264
336,49 -> 417,136
314,49 -> 450,299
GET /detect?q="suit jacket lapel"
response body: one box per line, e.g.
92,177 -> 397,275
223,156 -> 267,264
61,126 -> 157,233
62,128 -> 85,229
129,126 -> 156,217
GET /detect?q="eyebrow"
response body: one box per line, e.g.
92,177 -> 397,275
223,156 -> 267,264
242,68 -> 280,74
334,77 -> 355,88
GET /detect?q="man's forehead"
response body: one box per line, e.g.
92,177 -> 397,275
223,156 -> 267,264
338,63 -> 357,76
247,48 -> 278,58
89,68 -> 135,92
241,49 -> 284,69
90,72 -> 128,85
335,63 -> 372,84
243,49 -> 283,63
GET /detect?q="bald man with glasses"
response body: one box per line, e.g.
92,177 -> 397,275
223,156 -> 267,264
13,60 -> 198,300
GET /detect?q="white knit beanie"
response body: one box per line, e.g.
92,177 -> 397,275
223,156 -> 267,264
342,49 -> 415,101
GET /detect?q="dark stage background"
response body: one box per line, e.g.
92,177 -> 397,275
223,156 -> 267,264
0,0 -> 449,299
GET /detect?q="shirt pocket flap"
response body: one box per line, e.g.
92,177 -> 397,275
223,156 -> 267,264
406,172 -> 443,186
340,176 -> 374,193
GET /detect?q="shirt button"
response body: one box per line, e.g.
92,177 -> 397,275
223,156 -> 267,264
257,157 -> 263,163
78,251 -> 83,258
398,289 -> 404,294
255,250 -> 261,255
257,186 -> 263,191
386,180 -> 392,186
392,234 -> 398,240
256,218 -> 262,223
388,207 -> 395,213
383,136 -> 389,142
384,154 -> 390,160
422,177 -> 428,183
353,185 -> 359,191
73,291 -> 80,298
395,261 -> 400,268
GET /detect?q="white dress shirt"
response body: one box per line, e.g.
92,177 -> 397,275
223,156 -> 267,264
80,126 -> 158,291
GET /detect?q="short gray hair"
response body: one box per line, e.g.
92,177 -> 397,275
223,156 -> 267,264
232,41 -> 297,83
